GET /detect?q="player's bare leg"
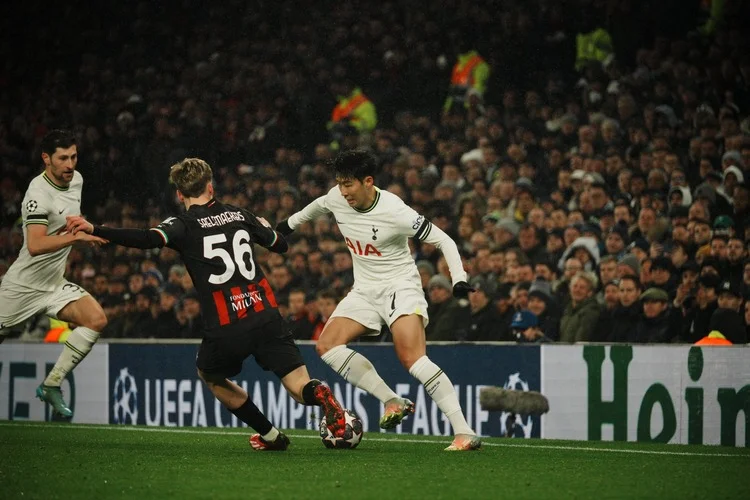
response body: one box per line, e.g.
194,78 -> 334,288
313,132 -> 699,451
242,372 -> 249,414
280,365 -> 346,437
317,317 -> 405,427
198,369 -> 288,451
37,296 -> 106,419
391,314 -> 481,451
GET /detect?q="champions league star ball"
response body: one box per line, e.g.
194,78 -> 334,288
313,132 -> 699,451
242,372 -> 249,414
319,409 -> 363,449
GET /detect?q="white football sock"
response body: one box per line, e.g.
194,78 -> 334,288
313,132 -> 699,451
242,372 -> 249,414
262,427 -> 280,442
409,355 -> 475,436
44,327 -> 100,387
321,345 -> 398,404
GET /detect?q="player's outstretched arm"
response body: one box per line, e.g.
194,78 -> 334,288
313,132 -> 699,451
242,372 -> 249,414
66,215 -> 164,250
419,223 -> 472,297
253,216 -> 288,253
26,223 -> 107,256
277,194 -> 331,235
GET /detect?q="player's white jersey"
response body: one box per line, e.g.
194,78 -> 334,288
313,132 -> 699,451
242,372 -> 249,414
288,186 -> 467,288
2,171 -> 83,291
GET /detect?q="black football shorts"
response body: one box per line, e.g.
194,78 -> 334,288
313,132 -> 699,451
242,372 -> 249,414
196,316 -> 305,378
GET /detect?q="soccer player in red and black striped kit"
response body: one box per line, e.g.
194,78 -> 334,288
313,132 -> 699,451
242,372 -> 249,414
66,158 -> 345,450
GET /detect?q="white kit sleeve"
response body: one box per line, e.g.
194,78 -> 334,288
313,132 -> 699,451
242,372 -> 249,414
287,194 -> 331,230
394,202 -> 467,285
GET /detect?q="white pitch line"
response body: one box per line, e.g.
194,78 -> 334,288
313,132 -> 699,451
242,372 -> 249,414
0,422 -> 747,459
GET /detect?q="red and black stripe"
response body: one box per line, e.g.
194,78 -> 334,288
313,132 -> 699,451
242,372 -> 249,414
212,277 -> 278,326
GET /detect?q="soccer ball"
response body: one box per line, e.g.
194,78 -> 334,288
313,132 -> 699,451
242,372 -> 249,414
319,409 -> 363,449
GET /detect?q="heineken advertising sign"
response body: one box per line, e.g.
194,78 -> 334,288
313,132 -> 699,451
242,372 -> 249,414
542,345 -> 750,447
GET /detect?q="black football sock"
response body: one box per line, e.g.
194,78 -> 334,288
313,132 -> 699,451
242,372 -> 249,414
302,379 -> 323,406
229,398 -> 273,435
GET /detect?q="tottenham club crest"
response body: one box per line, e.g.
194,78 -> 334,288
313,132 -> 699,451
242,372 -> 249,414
371,226 -> 378,240
26,200 -> 38,212
112,367 -> 139,424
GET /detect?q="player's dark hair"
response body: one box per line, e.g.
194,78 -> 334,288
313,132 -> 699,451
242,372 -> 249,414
332,149 -> 378,182
169,158 -> 213,198
40,129 -> 76,157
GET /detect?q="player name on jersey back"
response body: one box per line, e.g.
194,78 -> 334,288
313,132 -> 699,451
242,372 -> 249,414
197,210 -> 245,228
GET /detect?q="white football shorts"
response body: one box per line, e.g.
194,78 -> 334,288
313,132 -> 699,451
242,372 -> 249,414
329,283 -> 429,335
0,280 -> 90,331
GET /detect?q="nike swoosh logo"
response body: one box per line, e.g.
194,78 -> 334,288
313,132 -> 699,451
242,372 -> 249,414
336,220 -> 346,224
388,292 -> 397,316
58,209 -> 64,214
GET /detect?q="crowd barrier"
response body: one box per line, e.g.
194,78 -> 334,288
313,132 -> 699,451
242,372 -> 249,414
1,342 -> 747,447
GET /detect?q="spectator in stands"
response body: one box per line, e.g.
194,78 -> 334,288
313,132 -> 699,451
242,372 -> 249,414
328,79 -> 377,150
467,276 -> 503,341
525,279 -> 560,341
425,275 -> 469,341
560,271 -> 601,343
649,256 -> 678,297
518,224 -> 546,263
711,281 -> 747,344
682,274 -> 721,343
595,280 -> 620,334
510,281 -> 531,312
555,256 -> 582,308
602,276 -> 643,343
287,289 -> 317,340
633,288 -> 672,343
154,284 -> 183,339
493,284 -> 515,340
128,287 -> 159,338
269,265 -> 295,306
510,310 -> 552,343
417,260 -> 436,292
725,237 -> 747,284
128,273 -> 145,297
311,289 -> 339,341
92,274 -> 109,304
598,255 -> 619,287
168,265 -> 188,288
443,39 -> 490,113
100,295 -> 127,339
179,290 -> 202,339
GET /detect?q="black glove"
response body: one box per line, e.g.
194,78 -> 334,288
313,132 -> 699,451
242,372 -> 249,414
452,281 -> 475,299
275,219 -> 293,236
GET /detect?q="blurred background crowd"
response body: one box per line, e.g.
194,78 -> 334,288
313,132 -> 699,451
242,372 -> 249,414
1,0 -> 749,344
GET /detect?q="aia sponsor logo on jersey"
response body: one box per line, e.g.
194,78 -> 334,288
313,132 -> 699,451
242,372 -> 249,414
345,237 -> 382,256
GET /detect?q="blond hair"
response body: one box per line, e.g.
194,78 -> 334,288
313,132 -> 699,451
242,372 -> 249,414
570,271 -> 599,292
169,158 -> 213,198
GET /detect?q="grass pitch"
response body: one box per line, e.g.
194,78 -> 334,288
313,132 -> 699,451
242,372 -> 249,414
0,422 -> 748,499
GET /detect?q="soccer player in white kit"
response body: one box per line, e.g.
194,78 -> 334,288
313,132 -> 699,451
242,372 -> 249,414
0,130 -> 108,419
277,150 -> 481,451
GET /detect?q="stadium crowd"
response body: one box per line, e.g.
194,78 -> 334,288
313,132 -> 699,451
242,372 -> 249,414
1,0 -> 749,344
